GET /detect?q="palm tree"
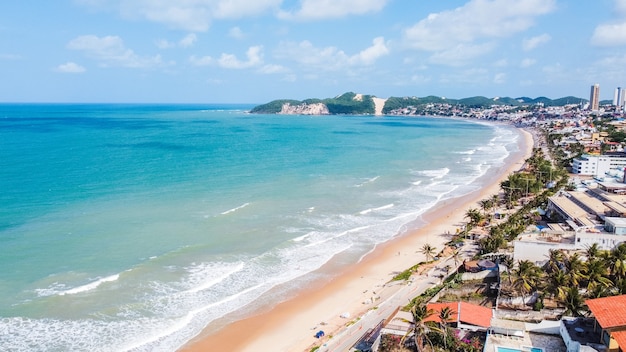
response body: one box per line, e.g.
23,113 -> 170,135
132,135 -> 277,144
604,243 -> 626,282
559,286 -> 587,317
465,208 -> 483,227
451,249 -> 461,268
420,243 -> 437,262
438,306 -> 455,350
479,199 -> 492,217
512,260 -> 542,302
397,304 -> 440,352
585,243 -> 601,259
584,258 -> 612,292
564,253 -> 586,288
544,269 -> 568,300
500,255 -> 515,284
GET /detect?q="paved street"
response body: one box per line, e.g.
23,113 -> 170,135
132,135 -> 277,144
318,243 -> 478,352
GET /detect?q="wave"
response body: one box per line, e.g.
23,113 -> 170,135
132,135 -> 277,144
416,167 -> 450,179
220,202 -> 250,215
457,149 -> 475,155
185,262 -> 245,293
359,203 -> 394,215
57,274 -> 120,296
355,176 -> 380,187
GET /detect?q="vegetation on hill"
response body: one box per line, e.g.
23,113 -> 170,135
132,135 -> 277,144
251,92 -> 589,115
250,92 -> 375,114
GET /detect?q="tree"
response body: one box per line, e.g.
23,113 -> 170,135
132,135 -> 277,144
438,306 -> 455,350
397,305 -> 441,352
544,269 -> 568,300
420,243 -> 437,262
464,208 -> 483,227
564,253 -> 586,288
559,286 -> 587,317
479,199 -> 492,217
584,258 -> 612,292
512,260 -> 542,301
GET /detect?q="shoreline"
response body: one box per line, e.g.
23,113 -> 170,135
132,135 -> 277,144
180,126 -> 535,352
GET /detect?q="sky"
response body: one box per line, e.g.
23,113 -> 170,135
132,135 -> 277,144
2,0 -> 626,103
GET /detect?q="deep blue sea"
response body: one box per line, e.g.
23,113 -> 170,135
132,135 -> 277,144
0,104 -> 520,351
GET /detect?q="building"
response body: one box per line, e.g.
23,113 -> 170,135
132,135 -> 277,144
590,84 -> 600,111
586,295 -> 626,352
614,87 -> 626,109
425,302 -> 492,331
571,153 -> 626,178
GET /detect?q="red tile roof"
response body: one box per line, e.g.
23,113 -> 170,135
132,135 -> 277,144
586,295 -> 626,328
611,330 -> 626,350
425,302 -> 492,328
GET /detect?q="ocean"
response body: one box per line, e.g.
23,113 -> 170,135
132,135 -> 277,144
0,104 -> 520,351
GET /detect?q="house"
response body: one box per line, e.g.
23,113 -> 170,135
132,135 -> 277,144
425,302 -> 492,332
586,295 -> 626,352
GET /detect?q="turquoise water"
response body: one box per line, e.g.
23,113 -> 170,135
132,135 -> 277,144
0,104 -> 521,351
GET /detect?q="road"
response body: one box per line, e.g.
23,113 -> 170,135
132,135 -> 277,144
317,243 -> 478,352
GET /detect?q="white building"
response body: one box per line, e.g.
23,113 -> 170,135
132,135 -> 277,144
571,153 -> 626,178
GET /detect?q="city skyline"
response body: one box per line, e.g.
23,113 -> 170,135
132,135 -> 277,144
2,0 -> 626,103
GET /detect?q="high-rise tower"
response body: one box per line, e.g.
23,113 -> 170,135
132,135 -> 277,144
590,83 -> 600,111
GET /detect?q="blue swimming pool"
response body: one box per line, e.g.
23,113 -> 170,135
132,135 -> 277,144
497,347 -> 543,352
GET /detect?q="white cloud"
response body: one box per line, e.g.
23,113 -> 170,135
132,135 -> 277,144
189,55 -> 213,66
156,33 -> 197,49
56,62 -> 86,73
278,0 -> 389,20
229,26 -> 245,39
67,35 -> 163,68
428,43 -> 494,66
82,0 -> 282,32
403,0 -> 555,64
522,33 -> 551,51
493,72 -> 506,84
591,0 -> 626,46
348,37 -> 389,65
520,58 -> 536,68
275,37 -> 389,71
218,46 -> 263,69
258,64 -> 288,74
179,33 -> 197,48
155,39 -> 175,49
591,22 -> 626,46
618,0 -> 626,15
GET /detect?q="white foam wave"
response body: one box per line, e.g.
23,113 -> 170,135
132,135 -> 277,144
457,149 -> 475,155
55,274 -> 120,296
417,167 -> 450,179
220,202 -> 250,215
359,203 -> 394,215
355,176 -> 380,187
186,262 -> 245,293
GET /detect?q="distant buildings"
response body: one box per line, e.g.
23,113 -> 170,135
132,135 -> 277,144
590,83 -> 600,111
615,87 -> 626,110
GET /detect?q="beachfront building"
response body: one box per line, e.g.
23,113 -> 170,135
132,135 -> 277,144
586,295 -> 626,352
513,189 -> 626,264
425,302 -> 492,332
571,153 -> 626,178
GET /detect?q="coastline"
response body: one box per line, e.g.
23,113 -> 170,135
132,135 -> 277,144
180,126 -> 535,352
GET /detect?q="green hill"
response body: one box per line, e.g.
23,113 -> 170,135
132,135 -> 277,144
251,92 -> 589,114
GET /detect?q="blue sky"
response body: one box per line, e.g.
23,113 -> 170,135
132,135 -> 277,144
2,0 -> 626,103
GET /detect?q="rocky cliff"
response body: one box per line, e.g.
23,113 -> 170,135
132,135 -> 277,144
279,102 -> 330,115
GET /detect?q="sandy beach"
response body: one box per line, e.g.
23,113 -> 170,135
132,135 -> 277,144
181,125 -> 535,352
